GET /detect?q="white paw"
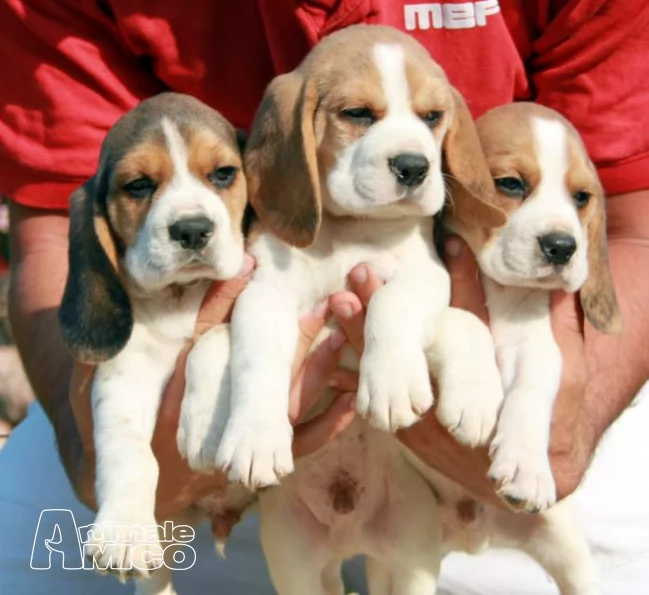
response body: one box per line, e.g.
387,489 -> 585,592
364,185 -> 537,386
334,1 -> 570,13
357,344 -> 433,432
85,508 -> 162,580
489,438 -> 557,513
435,365 -> 503,447
177,325 -> 232,472
215,412 -> 294,488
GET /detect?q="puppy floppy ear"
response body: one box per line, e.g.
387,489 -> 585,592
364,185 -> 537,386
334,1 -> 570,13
444,89 -> 506,229
580,185 -> 622,334
59,179 -> 133,364
245,71 -> 321,248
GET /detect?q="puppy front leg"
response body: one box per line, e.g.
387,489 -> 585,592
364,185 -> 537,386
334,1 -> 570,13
485,280 -> 560,512
216,280 -> 299,487
357,264 -> 447,432
177,324 -> 232,472
87,349 -> 176,579
428,307 -> 504,447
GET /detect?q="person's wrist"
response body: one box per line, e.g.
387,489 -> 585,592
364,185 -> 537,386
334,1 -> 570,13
52,394 -> 96,508
550,410 -> 597,500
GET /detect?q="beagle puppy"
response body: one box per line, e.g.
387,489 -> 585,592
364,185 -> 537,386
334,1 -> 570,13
58,93 -> 253,593
447,102 -> 621,513
219,23 -> 506,486
182,28 -> 603,595
180,24 -> 506,595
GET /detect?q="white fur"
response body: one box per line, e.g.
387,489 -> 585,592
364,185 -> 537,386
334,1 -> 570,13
88,119 -> 245,593
484,280 -> 561,511
89,282 -> 207,584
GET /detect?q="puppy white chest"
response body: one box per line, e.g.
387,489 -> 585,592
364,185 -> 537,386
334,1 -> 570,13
249,216 -> 441,313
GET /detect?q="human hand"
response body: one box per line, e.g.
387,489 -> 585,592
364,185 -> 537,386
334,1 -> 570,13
330,240 -> 589,507
68,255 -> 357,520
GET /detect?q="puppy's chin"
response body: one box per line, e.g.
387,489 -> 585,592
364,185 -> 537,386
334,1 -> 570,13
482,260 -> 586,293
323,176 -> 445,220
126,246 -> 244,293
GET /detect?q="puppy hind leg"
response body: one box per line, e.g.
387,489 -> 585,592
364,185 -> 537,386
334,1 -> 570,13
134,565 -> 177,595
495,503 -> 600,595
366,556 -> 391,595
371,467 -> 442,595
322,560 -> 345,595
259,492 -> 333,595
526,509 -> 599,595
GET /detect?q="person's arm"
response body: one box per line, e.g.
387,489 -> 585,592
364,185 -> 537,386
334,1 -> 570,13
550,190 -> 649,495
7,205 -> 81,474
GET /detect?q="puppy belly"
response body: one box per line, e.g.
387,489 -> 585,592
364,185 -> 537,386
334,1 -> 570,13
281,419 -> 402,556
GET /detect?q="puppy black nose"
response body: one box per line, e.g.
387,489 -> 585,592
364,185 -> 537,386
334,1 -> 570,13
388,153 -> 429,187
538,232 -> 577,266
169,216 -> 215,250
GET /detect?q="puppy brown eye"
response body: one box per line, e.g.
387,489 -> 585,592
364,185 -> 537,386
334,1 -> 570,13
123,176 -> 157,199
573,191 -> 590,208
340,107 -> 377,126
422,111 -> 443,127
208,166 -> 237,189
495,177 -> 527,199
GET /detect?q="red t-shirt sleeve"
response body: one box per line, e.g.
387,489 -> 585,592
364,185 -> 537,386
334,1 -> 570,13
530,0 -> 649,195
0,0 -> 164,210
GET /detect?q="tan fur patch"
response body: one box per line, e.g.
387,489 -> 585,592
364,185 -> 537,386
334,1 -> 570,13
109,143 -> 173,247
185,127 -> 247,238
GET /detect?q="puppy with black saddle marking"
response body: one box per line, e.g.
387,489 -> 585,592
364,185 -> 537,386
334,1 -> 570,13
58,92 -> 254,595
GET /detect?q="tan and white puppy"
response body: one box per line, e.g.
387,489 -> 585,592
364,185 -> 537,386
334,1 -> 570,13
218,24 -> 506,487
448,102 -> 622,513
58,93 -> 249,593
181,24 -> 506,595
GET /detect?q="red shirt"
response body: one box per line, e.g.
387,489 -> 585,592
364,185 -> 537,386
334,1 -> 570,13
0,0 -> 648,210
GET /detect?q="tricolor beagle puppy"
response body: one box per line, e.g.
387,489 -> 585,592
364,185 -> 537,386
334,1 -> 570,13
180,24 -> 521,595
58,93 -> 254,593
447,102 -> 622,513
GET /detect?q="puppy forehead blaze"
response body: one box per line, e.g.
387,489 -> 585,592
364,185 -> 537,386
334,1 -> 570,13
323,39 -> 450,121
371,42 -> 451,117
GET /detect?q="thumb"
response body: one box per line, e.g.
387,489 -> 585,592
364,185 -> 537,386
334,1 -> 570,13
444,236 -> 489,325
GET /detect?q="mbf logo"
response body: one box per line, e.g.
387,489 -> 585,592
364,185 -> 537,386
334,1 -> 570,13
30,509 -> 196,572
405,1 -> 500,31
